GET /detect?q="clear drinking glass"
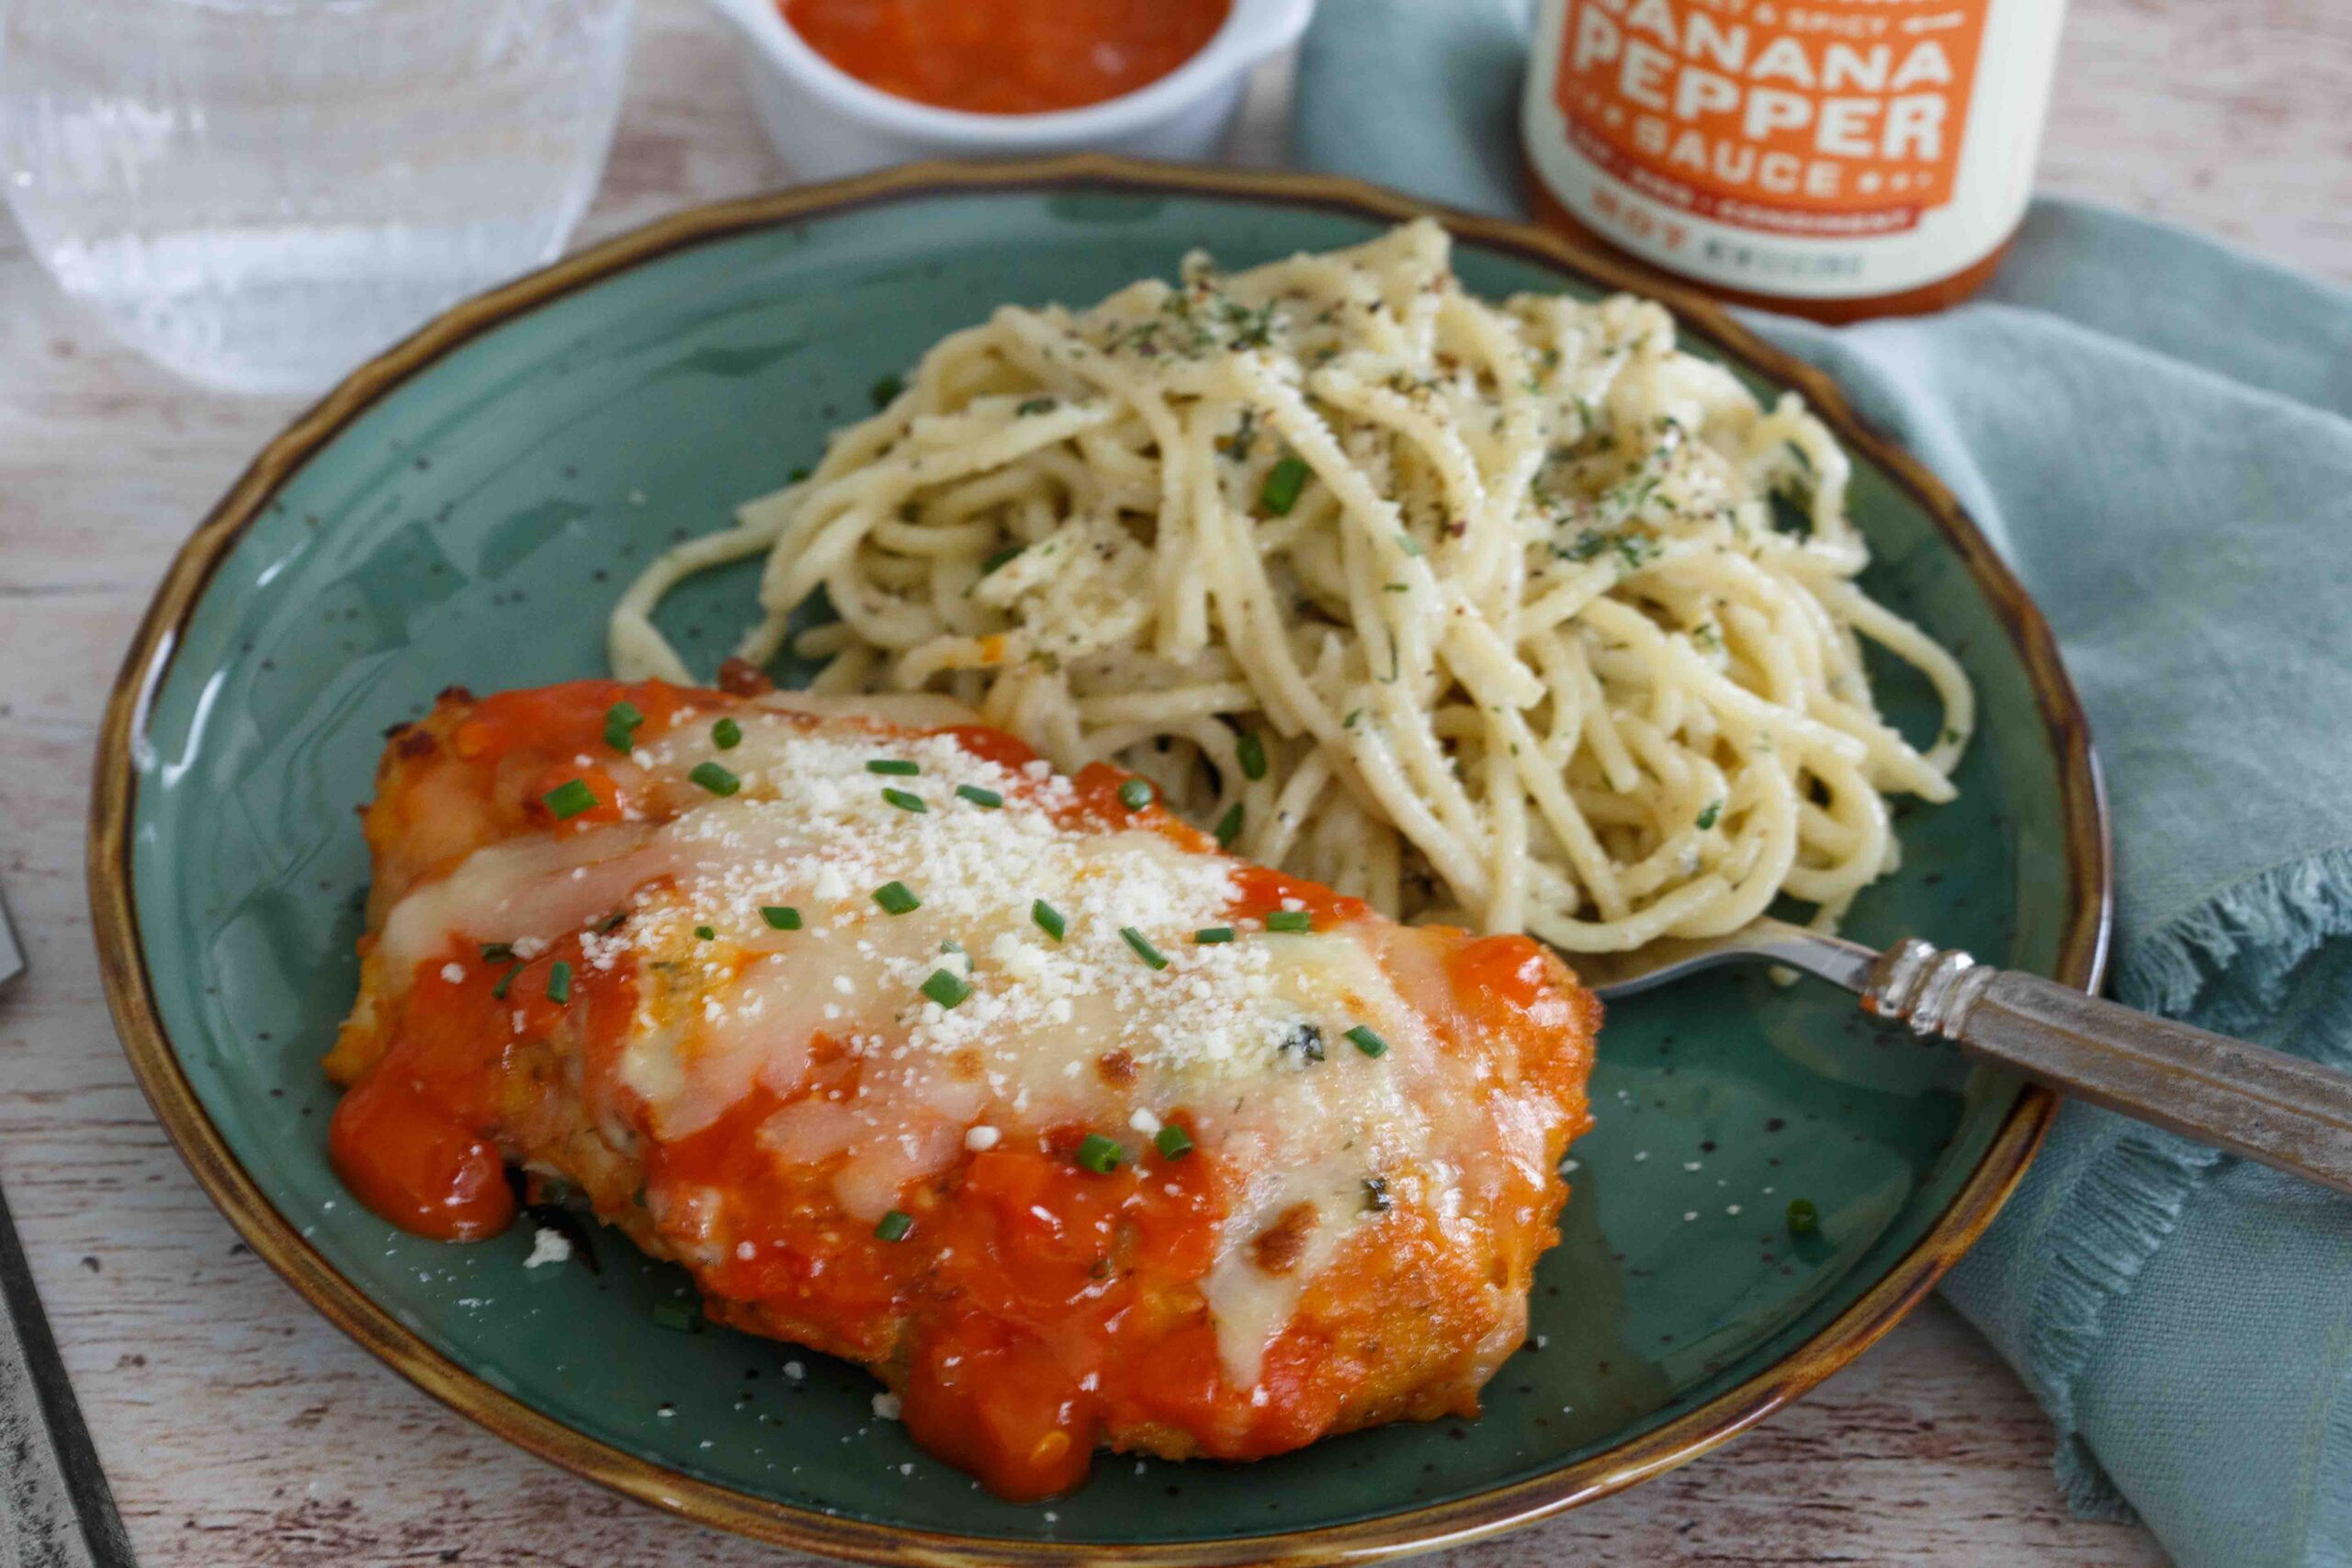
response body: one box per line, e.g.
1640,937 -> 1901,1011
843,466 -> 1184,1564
0,0 -> 634,394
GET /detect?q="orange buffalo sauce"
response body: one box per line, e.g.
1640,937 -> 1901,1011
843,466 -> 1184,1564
324,680 -> 1598,1499
778,0 -> 1231,115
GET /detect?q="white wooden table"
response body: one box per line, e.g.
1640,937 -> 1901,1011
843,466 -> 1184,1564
5,2 -> 2346,1562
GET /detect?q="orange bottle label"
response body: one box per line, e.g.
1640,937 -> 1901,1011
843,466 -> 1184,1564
1522,0 -> 2064,301
1553,0 -> 1990,239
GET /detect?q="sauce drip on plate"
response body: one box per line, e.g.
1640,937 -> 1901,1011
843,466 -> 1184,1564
778,0 -> 1230,115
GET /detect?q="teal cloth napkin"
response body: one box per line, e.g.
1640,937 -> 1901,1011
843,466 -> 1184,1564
1295,7 -> 2352,1565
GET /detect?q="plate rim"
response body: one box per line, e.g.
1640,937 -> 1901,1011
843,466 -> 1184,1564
86,153 -> 2112,1567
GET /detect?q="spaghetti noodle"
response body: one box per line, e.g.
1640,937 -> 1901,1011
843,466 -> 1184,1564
611,220 -> 1969,952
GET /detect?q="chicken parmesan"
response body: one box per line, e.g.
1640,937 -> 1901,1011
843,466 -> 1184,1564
325,677 -> 1599,1498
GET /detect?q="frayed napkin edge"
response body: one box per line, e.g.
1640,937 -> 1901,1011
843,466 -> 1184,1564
2127,846 -> 2352,1049
2034,1132 -> 2223,1518
2020,841 -> 2352,1521
2312,1354 -> 2352,1567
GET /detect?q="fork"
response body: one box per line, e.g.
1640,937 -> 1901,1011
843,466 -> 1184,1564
0,887 -> 137,1567
1569,918 -> 2352,1197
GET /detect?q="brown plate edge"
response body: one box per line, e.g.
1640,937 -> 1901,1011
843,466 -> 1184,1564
85,152 -> 2113,1568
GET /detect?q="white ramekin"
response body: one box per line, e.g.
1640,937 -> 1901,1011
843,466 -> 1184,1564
699,0 -> 1317,179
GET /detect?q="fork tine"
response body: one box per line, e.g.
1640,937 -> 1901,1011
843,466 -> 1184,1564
1563,917 -> 1875,1000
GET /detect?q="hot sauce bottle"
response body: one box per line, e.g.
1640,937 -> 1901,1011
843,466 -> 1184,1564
1522,0 -> 2066,321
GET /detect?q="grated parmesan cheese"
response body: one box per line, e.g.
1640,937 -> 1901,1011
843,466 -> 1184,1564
379,706 -> 1487,1386
522,1228 -> 572,1269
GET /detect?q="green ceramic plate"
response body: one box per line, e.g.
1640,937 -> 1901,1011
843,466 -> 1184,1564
92,159 -> 2108,1565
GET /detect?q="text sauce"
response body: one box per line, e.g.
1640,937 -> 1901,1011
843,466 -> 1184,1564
1523,0 -> 2066,319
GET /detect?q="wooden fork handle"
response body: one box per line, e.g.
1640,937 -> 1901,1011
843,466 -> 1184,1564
1863,938 -> 2352,1197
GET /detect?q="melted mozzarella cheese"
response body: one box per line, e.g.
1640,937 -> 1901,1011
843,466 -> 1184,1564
379,824 -> 661,971
374,706 -> 1515,1381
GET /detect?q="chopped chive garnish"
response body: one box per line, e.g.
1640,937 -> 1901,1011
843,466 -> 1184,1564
870,373 -> 904,408
650,1301 -> 697,1332
956,784 -> 1003,808
882,786 -> 928,813
1032,899 -> 1066,942
1120,927 -> 1170,971
695,925 -> 716,941
711,717 -> 742,750
492,961 -> 522,1000
595,909 -> 628,933
1695,798 -> 1724,830
1236,730 -> 1267,780
1117,778 -> 1155,810
873,881 -> 920,916
1260,455 -> 1309,515
1344,1024 -> 1388,1058
604,701 -> 644,753
1395,532 -> 1424,558
543,778 -> 598,819
1075,1134 -> 1124,1174
979,545 -> 1023,575
479,942 -> 515,964
920,969 -> 971,1010
1786,1199 -> 1819,1235
866,758 -> 921,775
1214,801 -> 1244,848
688,761 -> 740,796
1193,927 -> 1236,944
1265,909 -> 1313,933
760,906 -> 801,931
1015,396 -> 1057,416
874,1209 -> 913,1242
546,962 -> 573,1003
1154,1123 -> 1195,1159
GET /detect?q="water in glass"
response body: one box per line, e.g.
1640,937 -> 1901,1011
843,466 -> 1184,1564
0,0 -> 634,394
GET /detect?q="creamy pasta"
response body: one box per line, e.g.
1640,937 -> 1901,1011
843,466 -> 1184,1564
611,220 -> 1969,952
